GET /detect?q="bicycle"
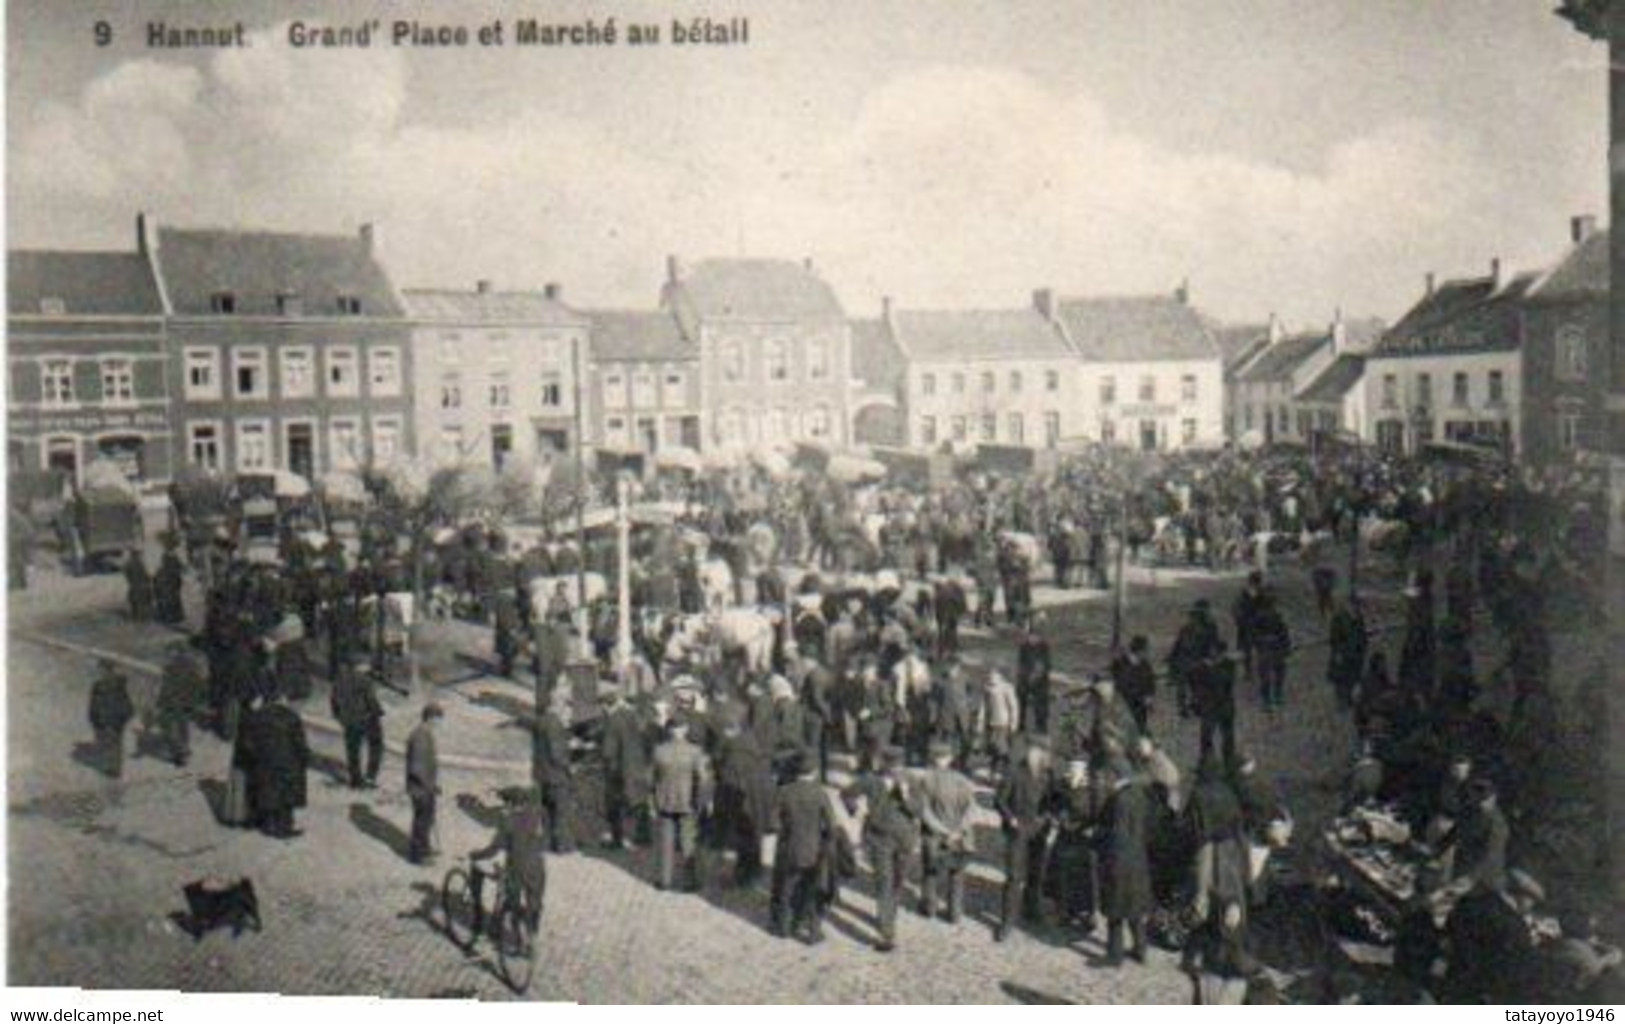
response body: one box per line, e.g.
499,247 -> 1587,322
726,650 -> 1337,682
440,857 -> 540,993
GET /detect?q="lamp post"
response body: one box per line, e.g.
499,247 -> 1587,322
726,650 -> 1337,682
615,472 -> 633,678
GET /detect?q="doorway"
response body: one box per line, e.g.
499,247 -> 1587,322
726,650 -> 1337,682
285,423 -> 315,480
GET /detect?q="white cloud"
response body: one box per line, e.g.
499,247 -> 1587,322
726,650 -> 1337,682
14,49 -> 1502,323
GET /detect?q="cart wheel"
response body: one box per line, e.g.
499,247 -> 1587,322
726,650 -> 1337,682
495,898 -> 538,993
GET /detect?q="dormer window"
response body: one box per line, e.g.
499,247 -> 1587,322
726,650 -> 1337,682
38,297 -> 65,316
336,295 -> 363,316
210,292 -> 237,315
276,292 -> 303,317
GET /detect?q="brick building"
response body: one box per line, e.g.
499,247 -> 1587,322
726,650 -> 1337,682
1520,217 -> 1611,464
584,309 -> 701,455
662,257 -> 852,451
1362,261 -> 1530,456
148,218 -> 414,479
402,283 -> 588,468
7,246 -> 173,489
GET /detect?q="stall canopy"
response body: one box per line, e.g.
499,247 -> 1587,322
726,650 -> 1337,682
826,453 -> 887,484
654,446 -> 703,474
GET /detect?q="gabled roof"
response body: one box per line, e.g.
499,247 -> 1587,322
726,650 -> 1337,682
1370,273 -> 1535,359
154,226 -> 404,317
1053,295 -> 1221,362
401,288 -> 585,327
892,308 -> 1072,363
670,259 -> 846,322
1212,323 -> 1270,370
1297,353 -> 1366,405
8,250 -> 163,317
585,309 -> 693,363
851,317 -> 907,389
1236,332 -> 1331,384
1529,228 -> 1608,300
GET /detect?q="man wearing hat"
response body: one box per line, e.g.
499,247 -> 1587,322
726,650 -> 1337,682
1111,635 -> 1157,735
1168,600 -> 1222,718
714,705 -> 775,887
995,738 -> 1057,941
770,749 -> 834,943
470,785 -> 548,934
1190,643 -> 1239,766
846,744 -> 916,952
87,658 -> 135,779
916,739 -> 976,923
406,703 -> 443,865
652,718 -> 710,892
532,687 -> 577,854
600,687 -> 653,849
1230,571 -> 1267,688
1016,616 -> 1052,735
331,658 -> 385,790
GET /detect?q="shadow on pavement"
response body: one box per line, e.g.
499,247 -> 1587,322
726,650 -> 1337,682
349,801 -> 413,861
70,740 -> 115,778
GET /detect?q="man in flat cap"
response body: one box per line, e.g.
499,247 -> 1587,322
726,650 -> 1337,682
406,702 -> 443,865
769,749 -> 834,943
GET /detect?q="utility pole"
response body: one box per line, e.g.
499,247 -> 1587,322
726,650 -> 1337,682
572,333 -> 589,660
615,473 -> 632,678
1111,487 -> 1128,653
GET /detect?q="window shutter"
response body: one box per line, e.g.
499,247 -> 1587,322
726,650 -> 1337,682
134,360 -> 166,399
11,362 -> 41,403
74,360 -> 102,402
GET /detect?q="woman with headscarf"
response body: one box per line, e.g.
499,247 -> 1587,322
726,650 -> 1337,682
1186,755 -> 1251,934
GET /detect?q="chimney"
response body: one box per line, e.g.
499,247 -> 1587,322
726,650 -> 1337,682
881,295 -> 893,321
1571,214 -> 1597,244
666,254 -> 682,285
1489,257 -> 1502,289
544,282 -> 561,302
476,279 -> 493,295
803,256 -> 815,273
1266,311 -> 1284,345
136,211 -> 154,256
1425,272 -> 1437,297
1174,278 -> 1190,305
359,222 -> 375,254
1331,308 -> 1347,355
1032,288 -> 1056,322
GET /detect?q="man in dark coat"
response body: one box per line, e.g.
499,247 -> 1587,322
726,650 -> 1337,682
1443,871 -> 1542,1003
1111,635 -> 1157,735
995,740 -> 1057,941
88,659 -> 135,779
154,545 -> 186,626
1398,574 -> 1437,699
599,689 -> 653,848
800,659 -> 836,783
1016,616 -> 1053,735
1251,596 -> 1291,710
713,709 -> 776,886
492,590 -> 522,678
1100,774 -> 1154,964
770,750 -> 835,943
124,550 -> 154,623
1190,646 -> 1239,766
406,703 -> 443,864
330,660 -> 384,789
154,641 -> 206,767
933,576 -> 966,658
846,744 -> 916,952
1230,572 -> 1266,686
1326,597 -> 1368,712
470,786 -> 548,933
532,689 -> 577,854
274,634 -> 313,702
252,694 -> 310,839
1168,600 -> 1222,717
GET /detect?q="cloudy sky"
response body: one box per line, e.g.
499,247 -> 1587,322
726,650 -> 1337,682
6,0 -> 1608,327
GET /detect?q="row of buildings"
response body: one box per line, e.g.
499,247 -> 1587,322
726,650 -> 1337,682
1216,215 -> 1609,466
7,212 -> 1611,491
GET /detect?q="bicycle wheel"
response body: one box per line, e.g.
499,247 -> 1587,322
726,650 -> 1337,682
440,867 -> 478,950
494,900 -> 538,993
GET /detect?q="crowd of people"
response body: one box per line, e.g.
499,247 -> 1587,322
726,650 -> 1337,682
83,438 -> 1614,1002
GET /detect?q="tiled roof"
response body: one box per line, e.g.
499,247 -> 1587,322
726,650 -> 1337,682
8,250 -> 163,317
671,259 -> 846,321
1530,228 -> 1608,300
585,309 -> 693,362
851,317 -> 907,389
1054,295 -> 1221,362
892,308 -> 1072,362
154,226 -> 404,317
1371,273 -> 1535,359
1236,332 -> 1331,383
401,288 -> 585,326
1297,353 -> 1366,405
